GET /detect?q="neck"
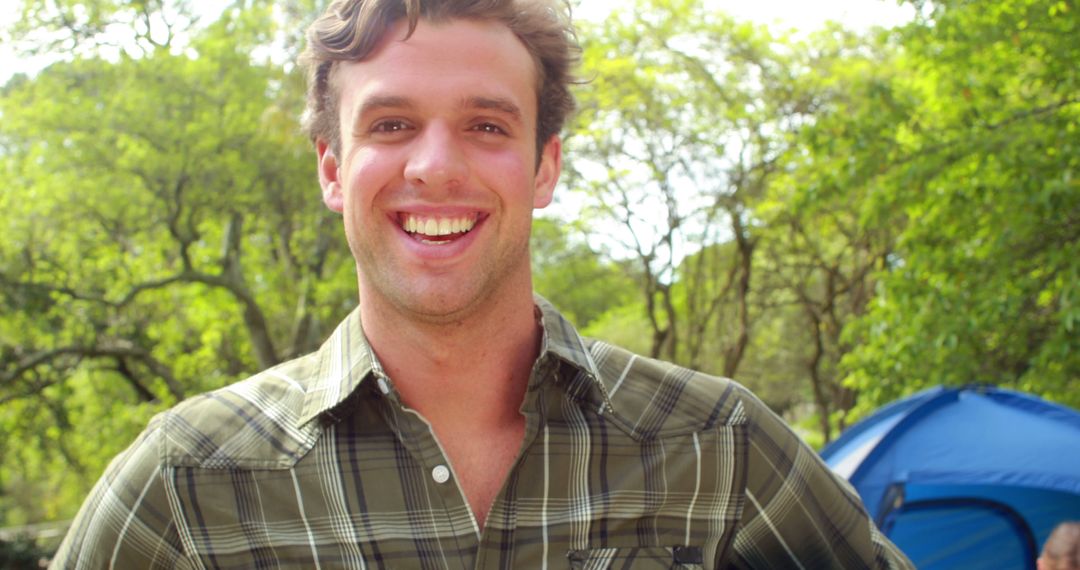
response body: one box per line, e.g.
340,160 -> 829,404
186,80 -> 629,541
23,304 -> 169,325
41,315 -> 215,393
357,280 -> 541,427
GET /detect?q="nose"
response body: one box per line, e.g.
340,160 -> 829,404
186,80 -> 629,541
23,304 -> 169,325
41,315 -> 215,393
403,123 -> 469,189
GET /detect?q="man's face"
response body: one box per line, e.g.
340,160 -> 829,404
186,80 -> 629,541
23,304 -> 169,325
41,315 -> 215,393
317,18 -> 561,323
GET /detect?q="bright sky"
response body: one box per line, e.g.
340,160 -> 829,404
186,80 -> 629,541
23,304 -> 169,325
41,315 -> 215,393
576,0 -> 913,29
0,0 -> 912,83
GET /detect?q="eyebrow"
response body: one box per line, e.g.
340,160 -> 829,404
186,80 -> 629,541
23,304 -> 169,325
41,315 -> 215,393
464,96 -> 523,123
356,94 -> 415,119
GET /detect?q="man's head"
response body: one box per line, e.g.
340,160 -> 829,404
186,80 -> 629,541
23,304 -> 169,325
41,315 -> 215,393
303,2 -> 574,323
301,0 -> 578,162
1040,522 -> 1080,570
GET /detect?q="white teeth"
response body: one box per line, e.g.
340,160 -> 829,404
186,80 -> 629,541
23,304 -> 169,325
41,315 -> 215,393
402,214 -> 477,237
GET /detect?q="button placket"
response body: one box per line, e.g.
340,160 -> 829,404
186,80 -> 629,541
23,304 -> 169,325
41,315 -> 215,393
395,406 -> 481,539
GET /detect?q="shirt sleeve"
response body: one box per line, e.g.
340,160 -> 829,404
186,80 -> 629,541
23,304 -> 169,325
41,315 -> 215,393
50,415 -> 193,569
728,388 -> 914,570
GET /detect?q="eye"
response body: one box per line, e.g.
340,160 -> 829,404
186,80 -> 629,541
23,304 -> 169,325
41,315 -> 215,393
472,122 -> 507,136
371,119 -> 412,134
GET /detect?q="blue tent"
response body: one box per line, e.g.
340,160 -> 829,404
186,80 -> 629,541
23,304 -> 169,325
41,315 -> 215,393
820,385 -> 1080,569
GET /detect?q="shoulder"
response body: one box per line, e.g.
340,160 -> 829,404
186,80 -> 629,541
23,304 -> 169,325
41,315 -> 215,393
52,416 -> 187,567
156,350 -> 325,469
582,339 -> 770,440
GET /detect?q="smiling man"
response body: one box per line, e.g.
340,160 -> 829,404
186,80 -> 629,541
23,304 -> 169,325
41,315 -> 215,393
52,1 -> 912,568
313,14 -> 563,533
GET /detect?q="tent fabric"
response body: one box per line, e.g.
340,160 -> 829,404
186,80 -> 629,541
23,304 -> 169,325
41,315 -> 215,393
883,498 -> 1035,569
820,385 -> 1080,569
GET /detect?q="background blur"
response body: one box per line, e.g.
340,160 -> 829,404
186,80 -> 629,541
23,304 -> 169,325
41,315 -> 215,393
1,0 -> 1077,560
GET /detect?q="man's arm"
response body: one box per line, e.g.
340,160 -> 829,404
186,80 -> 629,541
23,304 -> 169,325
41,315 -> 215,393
729,388 -> 913,569
50,416 -> 191,569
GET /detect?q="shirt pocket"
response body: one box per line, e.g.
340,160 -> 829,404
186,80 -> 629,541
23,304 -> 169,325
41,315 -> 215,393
567,545 -> 705,570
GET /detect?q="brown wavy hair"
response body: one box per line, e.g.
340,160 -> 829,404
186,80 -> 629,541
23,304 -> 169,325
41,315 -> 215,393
300,0 -> 579,163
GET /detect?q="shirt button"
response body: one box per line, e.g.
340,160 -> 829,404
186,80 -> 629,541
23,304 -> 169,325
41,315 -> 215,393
376,377 -> 390,395
432,465 -> 451,484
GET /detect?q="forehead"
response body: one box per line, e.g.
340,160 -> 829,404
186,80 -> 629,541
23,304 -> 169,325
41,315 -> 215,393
334,18 -> 540,118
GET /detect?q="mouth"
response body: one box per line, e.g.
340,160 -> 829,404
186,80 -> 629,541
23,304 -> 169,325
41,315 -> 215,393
398,212 -> 481,245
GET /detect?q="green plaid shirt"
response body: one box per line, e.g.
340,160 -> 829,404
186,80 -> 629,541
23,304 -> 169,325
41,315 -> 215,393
52,297 -> 912,569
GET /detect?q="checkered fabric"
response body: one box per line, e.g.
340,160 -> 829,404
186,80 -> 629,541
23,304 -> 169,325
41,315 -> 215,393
52,297 -> 912,569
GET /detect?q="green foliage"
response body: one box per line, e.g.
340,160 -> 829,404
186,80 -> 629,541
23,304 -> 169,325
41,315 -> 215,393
569,0 -> 806,374
839,0 -> 1080,412
531,216 -> 639,328
753,25 -> 913,439
0,1 -> 353,526
574,0 -> 1079,438
581,304 -> 654,357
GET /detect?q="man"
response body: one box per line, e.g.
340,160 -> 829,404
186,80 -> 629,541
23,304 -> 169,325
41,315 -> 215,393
1040,522 -> 1080,570
52,0 -> 913,568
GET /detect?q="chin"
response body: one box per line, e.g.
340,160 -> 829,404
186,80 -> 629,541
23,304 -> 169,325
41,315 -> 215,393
390,287 -> 488,324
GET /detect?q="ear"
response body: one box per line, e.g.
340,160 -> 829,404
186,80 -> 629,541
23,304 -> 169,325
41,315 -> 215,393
532,135 -> 562,209
317,139 -> 344,213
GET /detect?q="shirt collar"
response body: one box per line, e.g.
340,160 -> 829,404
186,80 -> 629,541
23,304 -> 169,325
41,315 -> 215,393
297,294 -> 605,428
297,306 -> 380,427
533,294 -> 602,379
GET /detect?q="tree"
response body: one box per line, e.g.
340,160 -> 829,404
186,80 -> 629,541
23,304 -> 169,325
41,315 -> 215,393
531,216 -> 638,329
840,0 -> 1080,410
756,24 -> 911,441
0,2 -> 354,525
569,0 -> 814,377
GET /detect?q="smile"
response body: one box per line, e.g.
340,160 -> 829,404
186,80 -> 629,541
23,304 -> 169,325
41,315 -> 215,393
400,213 -> 479,245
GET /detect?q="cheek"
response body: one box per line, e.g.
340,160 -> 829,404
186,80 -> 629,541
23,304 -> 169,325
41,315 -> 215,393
478,149 -> 534,197
343,151 -> 394,207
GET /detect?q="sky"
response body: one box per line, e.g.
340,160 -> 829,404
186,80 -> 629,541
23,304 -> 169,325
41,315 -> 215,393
0,0 -> 913,83
576,0 -> 913,29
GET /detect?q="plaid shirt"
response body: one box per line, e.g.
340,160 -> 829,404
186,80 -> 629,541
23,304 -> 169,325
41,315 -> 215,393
52,297 -> 912,569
